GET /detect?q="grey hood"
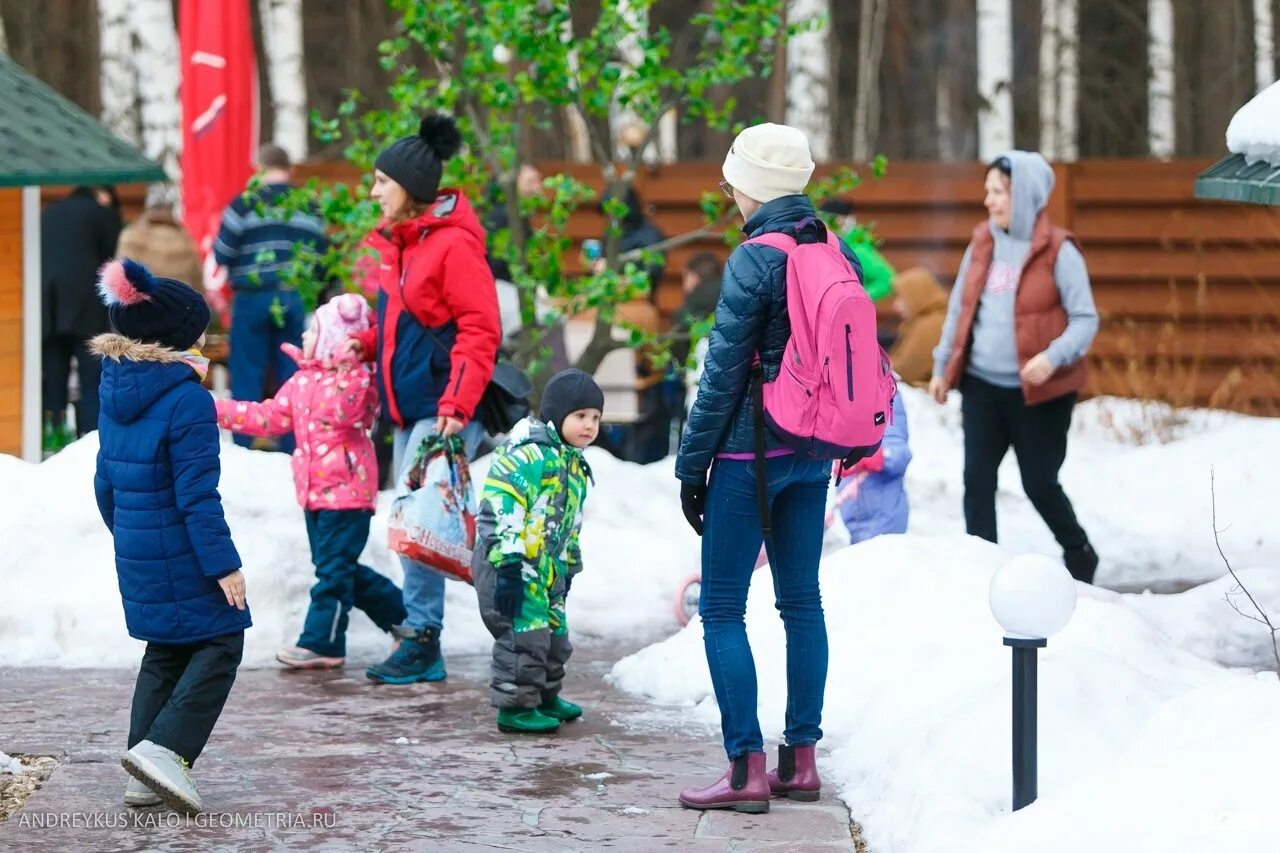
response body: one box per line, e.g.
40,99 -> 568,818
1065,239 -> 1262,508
993,150 -> 1055,241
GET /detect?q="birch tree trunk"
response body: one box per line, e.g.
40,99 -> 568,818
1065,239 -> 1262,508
657,109 -> 678,163
99,0 -> 140,145
0,10 -> 7,54
260,0 -> 308,162
785,0 -> 832,162
1039,0 -> 1078,160
132,0 -> 182,188
852,0 -> 888,161
611,0 -> 650,162
561,17 -> 594,163
936,77 -> 954,160
1147,0 -> 1175,158
976,0 -> 1014,161
1256,0 -> 1276,90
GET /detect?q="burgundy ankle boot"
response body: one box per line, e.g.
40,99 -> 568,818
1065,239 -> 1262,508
767,744 -> 821,801
678,752 -> 770,813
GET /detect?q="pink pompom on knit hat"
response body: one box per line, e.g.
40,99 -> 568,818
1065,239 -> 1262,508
311,293 -> 372,361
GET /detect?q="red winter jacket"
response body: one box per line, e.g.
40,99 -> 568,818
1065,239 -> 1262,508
354,190 -> 501,428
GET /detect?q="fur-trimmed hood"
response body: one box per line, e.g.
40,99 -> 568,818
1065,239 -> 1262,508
90,333 -> 194,364
91,333 -> 204,424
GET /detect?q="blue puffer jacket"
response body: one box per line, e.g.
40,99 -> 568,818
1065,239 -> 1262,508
91,334 -> 251,644
676,195 -> 862,485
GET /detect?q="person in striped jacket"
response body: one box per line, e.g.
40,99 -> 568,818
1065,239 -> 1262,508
213,144 -> 330,454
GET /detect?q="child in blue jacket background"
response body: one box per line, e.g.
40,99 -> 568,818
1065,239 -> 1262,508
91,258 -> 249,816
834,390 -> 911,543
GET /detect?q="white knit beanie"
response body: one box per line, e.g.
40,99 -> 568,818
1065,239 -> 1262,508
722,123 -> 815,204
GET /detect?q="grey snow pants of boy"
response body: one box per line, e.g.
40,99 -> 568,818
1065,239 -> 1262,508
472,555 -> 573,710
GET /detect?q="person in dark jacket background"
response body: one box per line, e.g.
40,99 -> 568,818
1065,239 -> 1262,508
350,114 -> 502,686
675,123 -> 862,814
592,186 -> 667,299
41,185 -> 123,441
91,258 -> 249,815
214,144 -> 330,454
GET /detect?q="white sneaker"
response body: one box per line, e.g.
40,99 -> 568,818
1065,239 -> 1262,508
123,775 -> 161,807
121,740 -> 203,815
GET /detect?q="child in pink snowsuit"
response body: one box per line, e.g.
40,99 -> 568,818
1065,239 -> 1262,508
216,293 -> 406,668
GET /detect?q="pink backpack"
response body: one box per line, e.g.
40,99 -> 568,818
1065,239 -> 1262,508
746,224 -> 896,467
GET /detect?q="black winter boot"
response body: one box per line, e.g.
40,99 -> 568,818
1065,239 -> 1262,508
1064,544 -> 1099,584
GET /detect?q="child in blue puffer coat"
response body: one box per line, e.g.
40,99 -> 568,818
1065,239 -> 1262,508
91,258 -> 249,816
834,389 -> 911,543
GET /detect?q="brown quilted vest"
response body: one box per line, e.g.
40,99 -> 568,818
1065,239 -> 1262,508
943,213 -> 1087,406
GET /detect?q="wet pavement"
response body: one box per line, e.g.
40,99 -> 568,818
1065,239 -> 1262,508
0,643 -> 861,851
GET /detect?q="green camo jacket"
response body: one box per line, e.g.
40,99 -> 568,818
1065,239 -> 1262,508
477,418 -> 593,596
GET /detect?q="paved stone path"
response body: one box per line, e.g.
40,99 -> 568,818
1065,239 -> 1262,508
0,643 -> 862,851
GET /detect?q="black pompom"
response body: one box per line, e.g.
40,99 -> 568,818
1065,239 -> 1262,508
417,114 -> 462,161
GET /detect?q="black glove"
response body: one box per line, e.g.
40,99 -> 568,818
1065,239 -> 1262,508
680,482 -> 707,536
493,567 -> 524,622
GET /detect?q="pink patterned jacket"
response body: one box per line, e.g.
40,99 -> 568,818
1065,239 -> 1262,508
216,345 -> 379,512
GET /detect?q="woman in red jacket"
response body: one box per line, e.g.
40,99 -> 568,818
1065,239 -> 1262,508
351,115 -> 502,684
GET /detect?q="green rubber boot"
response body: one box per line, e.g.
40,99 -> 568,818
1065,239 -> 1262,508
538,696 -> 583,722
496,708 -> 561,734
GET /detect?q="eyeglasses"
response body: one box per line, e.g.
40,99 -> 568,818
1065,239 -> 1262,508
717,180 -> 735,200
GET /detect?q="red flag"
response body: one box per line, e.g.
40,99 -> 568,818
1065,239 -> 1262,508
180,0 -> 258,322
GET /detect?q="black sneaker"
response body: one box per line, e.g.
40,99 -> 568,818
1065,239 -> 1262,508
366,626 -> 446,683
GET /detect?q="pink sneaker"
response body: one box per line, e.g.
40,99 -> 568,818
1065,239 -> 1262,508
276,646 -> 344,669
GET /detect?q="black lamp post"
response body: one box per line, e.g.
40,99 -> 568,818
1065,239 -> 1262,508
1004,635 -> 1047,810
989,555 -> 1078,814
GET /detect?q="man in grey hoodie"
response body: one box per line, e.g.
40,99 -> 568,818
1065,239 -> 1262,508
929,151 -> 1100,583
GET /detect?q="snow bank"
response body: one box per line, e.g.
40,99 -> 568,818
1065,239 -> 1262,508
0,436 -> 699,669
1226,79 -> 1280,165
0,752 -> 24,775
900,388 -> 1280,591
611,534 -> 1280,853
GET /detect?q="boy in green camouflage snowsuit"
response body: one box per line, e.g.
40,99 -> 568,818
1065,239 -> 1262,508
472,369 -> 602,734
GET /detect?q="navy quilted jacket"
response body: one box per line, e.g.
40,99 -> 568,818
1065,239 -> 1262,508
92,334 -> 251,644
675,195 -> 862,485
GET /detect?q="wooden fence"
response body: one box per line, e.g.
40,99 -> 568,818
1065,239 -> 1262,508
47,158 -> 1280,414
526,159 -> 1280,414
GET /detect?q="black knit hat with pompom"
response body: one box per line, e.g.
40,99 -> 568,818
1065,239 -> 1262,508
374,114 -> 463,202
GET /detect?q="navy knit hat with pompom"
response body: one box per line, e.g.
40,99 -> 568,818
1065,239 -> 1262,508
374,114 -> 463,202
97,258 -> 211,351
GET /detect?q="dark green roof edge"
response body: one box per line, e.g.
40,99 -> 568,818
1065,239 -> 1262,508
0,166 -> 167,189
0,52 -> 166,187
1194,153 -> 1280,206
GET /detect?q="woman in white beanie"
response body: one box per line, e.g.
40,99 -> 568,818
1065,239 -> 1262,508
674,124 -> 864,812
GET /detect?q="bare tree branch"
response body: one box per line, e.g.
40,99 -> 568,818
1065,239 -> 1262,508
618,209 -> 736,262
1213,467 -> 1280,678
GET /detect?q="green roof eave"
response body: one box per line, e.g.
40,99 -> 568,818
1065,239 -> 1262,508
0,165 -> 168,189
1195,153 -> 1280,206
0,51 -> 166,188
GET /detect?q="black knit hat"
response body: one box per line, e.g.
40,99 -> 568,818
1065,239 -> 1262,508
374,114 -> 463,203
97,258 -> 210,351
540,369 -> 604,439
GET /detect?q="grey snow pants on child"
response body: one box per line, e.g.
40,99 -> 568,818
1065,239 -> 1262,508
472,554 -> 573,710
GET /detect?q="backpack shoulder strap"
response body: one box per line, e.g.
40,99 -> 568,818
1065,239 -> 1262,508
744,232 -> 797,252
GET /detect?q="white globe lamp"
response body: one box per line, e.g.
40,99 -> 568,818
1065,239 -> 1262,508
989,553 -> 1079,813
989,553 -> 1077,641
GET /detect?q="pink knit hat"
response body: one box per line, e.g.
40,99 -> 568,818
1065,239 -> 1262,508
311,293 -> 372,361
